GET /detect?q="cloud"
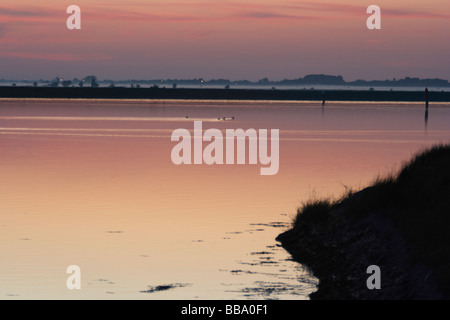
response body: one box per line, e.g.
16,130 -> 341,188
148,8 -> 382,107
87,9 -> 209,23
1,2 -> 448,25
0,51 -> 113,61
0,6 -> 57,18
0,2 -> 329,26
383,8 -> 450,20
91,1 -> 449,24
0,7 -> 49,17
0,5 -> 60,24
288,2 -> 450,20
234,11 -> 313,20
87,1 -> 322,23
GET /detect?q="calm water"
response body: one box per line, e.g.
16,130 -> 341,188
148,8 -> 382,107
1,98 -> 449,299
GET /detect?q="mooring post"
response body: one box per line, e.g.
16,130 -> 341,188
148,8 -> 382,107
425,88 -> 429,127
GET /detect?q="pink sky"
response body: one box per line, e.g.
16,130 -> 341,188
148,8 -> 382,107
1,0 -> 449,81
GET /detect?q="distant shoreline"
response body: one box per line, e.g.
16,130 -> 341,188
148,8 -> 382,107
1,87 -> 450,102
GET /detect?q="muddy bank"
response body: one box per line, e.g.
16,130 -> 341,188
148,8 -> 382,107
277,144 -> 450,300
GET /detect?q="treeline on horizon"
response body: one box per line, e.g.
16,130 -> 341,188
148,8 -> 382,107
1,74 -> 449,88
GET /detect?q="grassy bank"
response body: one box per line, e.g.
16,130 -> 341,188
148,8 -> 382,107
277,144 -> 450,299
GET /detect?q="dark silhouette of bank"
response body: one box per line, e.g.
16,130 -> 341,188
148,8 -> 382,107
277,144 -> 450,299
1,86 -> 450,102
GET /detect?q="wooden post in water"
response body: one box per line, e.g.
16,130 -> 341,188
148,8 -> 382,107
425,88 -> 429,126
321,91 -> 326,118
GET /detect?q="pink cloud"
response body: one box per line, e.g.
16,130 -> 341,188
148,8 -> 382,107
0,3 -> 311,25
86,8 -> 314,23
0,51 -> 113,61
1,2 -> 448,27
383,8 -> 450,20
291,2 -> 450,20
